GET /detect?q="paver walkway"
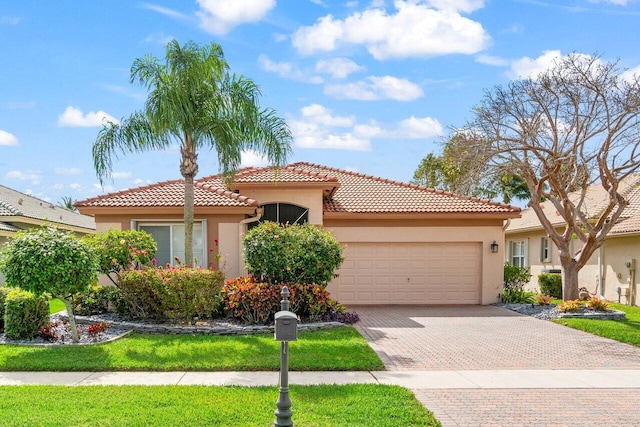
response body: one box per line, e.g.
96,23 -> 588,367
355,305 -> 640,426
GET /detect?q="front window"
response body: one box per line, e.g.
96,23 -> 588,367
510,241 -> 526,267
139,222 -> 204,267
252,203 -> 308,228
540,237 -> 551,262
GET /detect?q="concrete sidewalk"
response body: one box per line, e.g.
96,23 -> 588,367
3,369 -> 640,389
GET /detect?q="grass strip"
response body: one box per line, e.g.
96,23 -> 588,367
553,303 -> 640,347
0,327 -> 384,371
0,384 -> 440,426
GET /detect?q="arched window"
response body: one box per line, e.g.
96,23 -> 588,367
253,203 -> 308,227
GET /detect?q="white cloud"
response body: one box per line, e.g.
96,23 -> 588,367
324,75 -> 423,101
93,183 -> 116,193
354,116 -> 443,139
54,168 -> 82,176
58,106 -> 119,127
291,1 -> 490,59
0,130 -> 19,146
258,55 -> 323,84
6,170 -> 40,185
507,50 -> 563,80
425,0 -> 485,13
290,104 -> 442,151
301,104 -> 355,127
144,31 -> 174,45
69,183 -> 82,190
141,4 -> 188,20
196,0 -> 276,35
111,172 -> 132,179
621,65 -> 640,82
241,150 -> 270,167
315,57 -> 364,79
133,178 -> 153,185
476,54 -> 510,67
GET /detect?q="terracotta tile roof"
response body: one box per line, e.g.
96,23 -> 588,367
0,185 -> 95,231
75,179 -> 258,208
76,162 -> 521,215
506,175 -> 640,234
291,162 -> 520,214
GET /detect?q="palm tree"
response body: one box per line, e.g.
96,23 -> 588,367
92,40 -> 292,267
58,196 -> 77,212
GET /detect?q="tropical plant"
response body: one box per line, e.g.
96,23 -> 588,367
57,196 -> 77,212
503,263 -> 532,291
538,273 -> 562,299
92,40 -> 292,267
0,226 -> 99,342
243,222 -> 344,286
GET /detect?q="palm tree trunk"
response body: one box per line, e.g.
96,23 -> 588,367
180,138 -> 198,268
184,175 -> 194,267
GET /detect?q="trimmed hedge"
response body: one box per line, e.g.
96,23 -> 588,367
538,273 -> 562,299
0,286 -> 10,332
4,288 -> 49,340
72,285 -> 125,316
117,267 -> 225,322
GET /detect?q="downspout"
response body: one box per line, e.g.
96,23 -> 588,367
238,207 -> 263,276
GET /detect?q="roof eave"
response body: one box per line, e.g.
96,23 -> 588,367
324,211 -> 522,220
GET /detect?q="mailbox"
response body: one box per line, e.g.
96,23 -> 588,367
274,310 -> 298,342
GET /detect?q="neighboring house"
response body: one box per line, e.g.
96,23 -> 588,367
0,185 -> 96,285
505,175 -> 640,305
75,162 -> 520,305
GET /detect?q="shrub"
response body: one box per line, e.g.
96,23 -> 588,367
586,297 -> 610,312
87,322 -> 111,338
0,286 -> 10,332
538,273 -> 562,299
222,277 -> 353,324
501,288 -> 535,304
222,276 -> 280,324
72,285 -> 122,316
4,288 -> 49,340
534,294 -> 553,306
558,299 -> 582,313
82,229 -> 157,284
118,266 -> 224,322
39,322 -> 60,342
0,226 -> 99,342
243,222 -> 344,286
503,263 -> 532,291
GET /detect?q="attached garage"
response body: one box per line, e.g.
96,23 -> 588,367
329,242 -> 482,305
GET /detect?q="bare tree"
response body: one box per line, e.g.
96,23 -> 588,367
461,54 -> 640,300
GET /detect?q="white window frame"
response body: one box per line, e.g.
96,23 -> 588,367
540,236 -> 551,262
509,240 -> 527,267
134,220 -> 208,267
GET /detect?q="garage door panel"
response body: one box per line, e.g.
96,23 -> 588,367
332,242 -> 481,305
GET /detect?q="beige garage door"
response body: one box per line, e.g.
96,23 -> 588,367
331,242 -> 482,305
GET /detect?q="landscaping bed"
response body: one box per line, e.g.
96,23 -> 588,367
495,303 -> 626,321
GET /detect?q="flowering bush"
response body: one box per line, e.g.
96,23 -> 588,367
117,266 -> 224,322
243,222 -> 343,286
83,229 -> 157,280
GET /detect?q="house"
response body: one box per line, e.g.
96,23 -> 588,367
505,175 -> 640,304
75,162 -> 520,305
0,185 -> 96,284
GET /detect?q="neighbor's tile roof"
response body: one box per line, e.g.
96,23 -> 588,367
75,162 -> 520,215
75,179 -> 258,208
0,185 -> 95,230
506,175 -> 640,234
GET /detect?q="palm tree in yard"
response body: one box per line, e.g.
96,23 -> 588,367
92,40 -> 292,267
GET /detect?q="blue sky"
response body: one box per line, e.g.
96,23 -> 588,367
2,0 -> 640,204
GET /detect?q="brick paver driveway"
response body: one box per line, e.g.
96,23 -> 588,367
355,305 -> 640,371
355,305 -> 640,426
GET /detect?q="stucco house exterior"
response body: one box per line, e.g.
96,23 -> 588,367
75,162 -> 520,305
505,175 -> 640,305
0,185 -> 96,285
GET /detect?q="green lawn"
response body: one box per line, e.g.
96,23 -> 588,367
553,303 -> 640,347
0,326 -> 384,371
0,384 -> 440,427
48,298 -> 66,314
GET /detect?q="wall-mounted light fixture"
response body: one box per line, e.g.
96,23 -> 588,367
490,241 -> 499,253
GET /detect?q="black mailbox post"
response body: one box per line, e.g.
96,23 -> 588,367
274,286 -> 297,427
